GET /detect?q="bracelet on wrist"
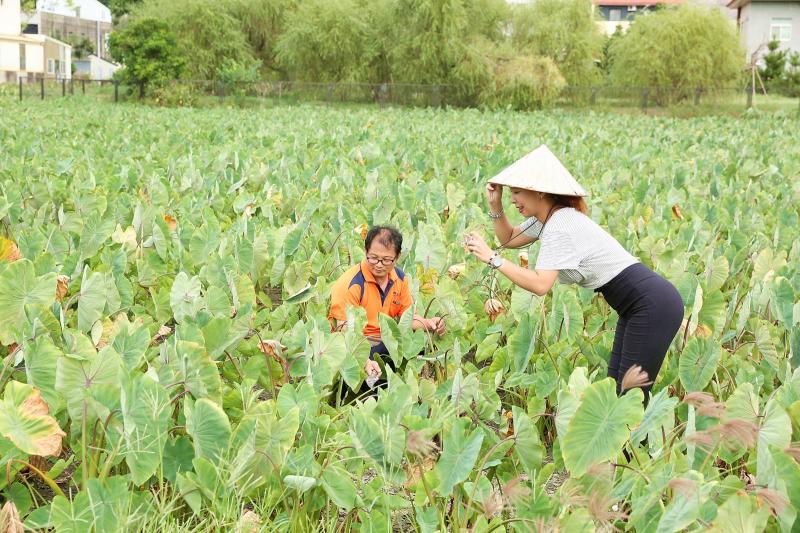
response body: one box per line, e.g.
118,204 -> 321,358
489,209 -> 504,219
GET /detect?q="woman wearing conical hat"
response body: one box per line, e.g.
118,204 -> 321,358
465,145 -> 684,400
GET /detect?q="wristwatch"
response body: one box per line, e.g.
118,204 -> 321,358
489,255 -> 504,269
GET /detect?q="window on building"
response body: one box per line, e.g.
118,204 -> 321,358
47,58 -> 55,74
771,18 -> 792,42
609,8 -> 623,21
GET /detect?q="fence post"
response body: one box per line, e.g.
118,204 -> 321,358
139,82 -> 145,99
219,81 -> 225,103
62,78 -> 66,96
40,77 -> 44,100
432,85 -> 441,107
82,79 -> 85,94
327,83 -> 333,103
694,87 -> 701,105
18,78 -> 22,101
70,79 -> 74,95
641,88 -> 649,113
590,87 -> 597,105
114,80 -> 119,103
746,86 -> 753,108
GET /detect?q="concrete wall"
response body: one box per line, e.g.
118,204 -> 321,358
37,0 -> 111,23
740,2 -> 800,60
0,0 -> 22,35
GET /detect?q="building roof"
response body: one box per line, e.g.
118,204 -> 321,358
592,0 -> 683,5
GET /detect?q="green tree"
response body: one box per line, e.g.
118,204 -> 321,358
609,5 -> 744,103
132,0 -> 257,79
275,0 -> 379,82
511,0 -> 603,85
108,18 -> 186,86
759,40 -> 787,84
65,36 -> 95,60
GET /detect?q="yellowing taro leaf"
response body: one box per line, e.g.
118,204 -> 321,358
672,204 -> 684,220
0,381 -> 66,456
163,214 -> 177,231
111,224 -> 138,251
0,238 -> 21,262
518,252 -> 528,268
419,268 -> 439,295
55,274 -> 69,301
355,147 -> 365,166
355,223 -> 368,241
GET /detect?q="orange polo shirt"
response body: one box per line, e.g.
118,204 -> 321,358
328,261 -> 413,339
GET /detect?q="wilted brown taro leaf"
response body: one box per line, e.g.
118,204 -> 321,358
484,298 -> 505,322
55,274 -> 69,301
518,251 -> 528,268
447,263 -> 465,279
671,204 -> 684,220
0,501 -> 23,533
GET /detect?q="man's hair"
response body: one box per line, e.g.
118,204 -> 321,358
364,226 -> 403,256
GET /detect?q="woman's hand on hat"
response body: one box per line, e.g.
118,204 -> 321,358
486,183 -> 503,210
465,232 -> 494,264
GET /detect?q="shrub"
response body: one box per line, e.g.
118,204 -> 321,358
481,55 -> 566,110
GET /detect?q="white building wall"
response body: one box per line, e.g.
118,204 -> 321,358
36,0 -> 112,23
0,0 -> 22,34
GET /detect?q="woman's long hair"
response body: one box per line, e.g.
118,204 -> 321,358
549,194 -> 589,214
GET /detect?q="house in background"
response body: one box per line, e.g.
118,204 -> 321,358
1,0 -> 71,83
591,0 -> 684,34
73,53 -> 119,80
727,0 -> 800,61
23,0 -> 113,61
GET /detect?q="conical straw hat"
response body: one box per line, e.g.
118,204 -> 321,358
488,145 -> 587,197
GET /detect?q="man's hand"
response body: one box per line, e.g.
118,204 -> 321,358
427,317 -> 446,336
365,359 -> 382,381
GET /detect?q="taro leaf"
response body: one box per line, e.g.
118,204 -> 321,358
277,383 -> 318,425
697,289 -> 725,333
756,399 -> 791,482
77,269 -> 107,332
655,471 -> 709,533
773,277 -> 796,329
307,332 -> 347,392
283,475 -> 317,493
282,220 -> 311,257
631,388 -> 677,445
170,273 -> 203,324
55,335 -> 121,426
0,259 -> 57,345
508,313 -> 537,373
791,326 -> 800,369
679,338 -> 721,392
707,492 -> 769,533
705,255 -> 729,292
436,419 -> 484,495
0,381 -> 65,456
256,407 -> 300,468
321,467 -> 358,510
111,322 -> 150,370
78,216 -> 114,259
51,476 -> 146,533
162,436 -> 194,483
167,339 -> 222,402
185,397 -> 231,462
555,367 -> 591,437
120,370 -> 171,485
22,337 -> 63,413
285,283 -> 313,304
562,378 -> 644,477
513,406 -> 544,476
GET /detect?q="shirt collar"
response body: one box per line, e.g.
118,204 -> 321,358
360,260 -> 398,284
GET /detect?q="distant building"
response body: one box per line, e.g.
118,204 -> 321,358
727,0 -> 800,60
73,53 -> 119,80
591,0 -> 684,35
1,0 -> 72,83
23,0 -> 113,61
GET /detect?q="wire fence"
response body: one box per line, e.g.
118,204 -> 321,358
3,77 -> 799,115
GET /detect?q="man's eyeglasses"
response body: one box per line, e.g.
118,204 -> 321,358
366,256 -> 396,266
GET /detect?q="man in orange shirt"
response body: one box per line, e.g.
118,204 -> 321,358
329,226 -> 445,381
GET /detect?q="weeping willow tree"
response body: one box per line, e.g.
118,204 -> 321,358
511,0 -> 603,86
275,0 -> 380,82
609,5 -> 744,103
224,0 -> 295,77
